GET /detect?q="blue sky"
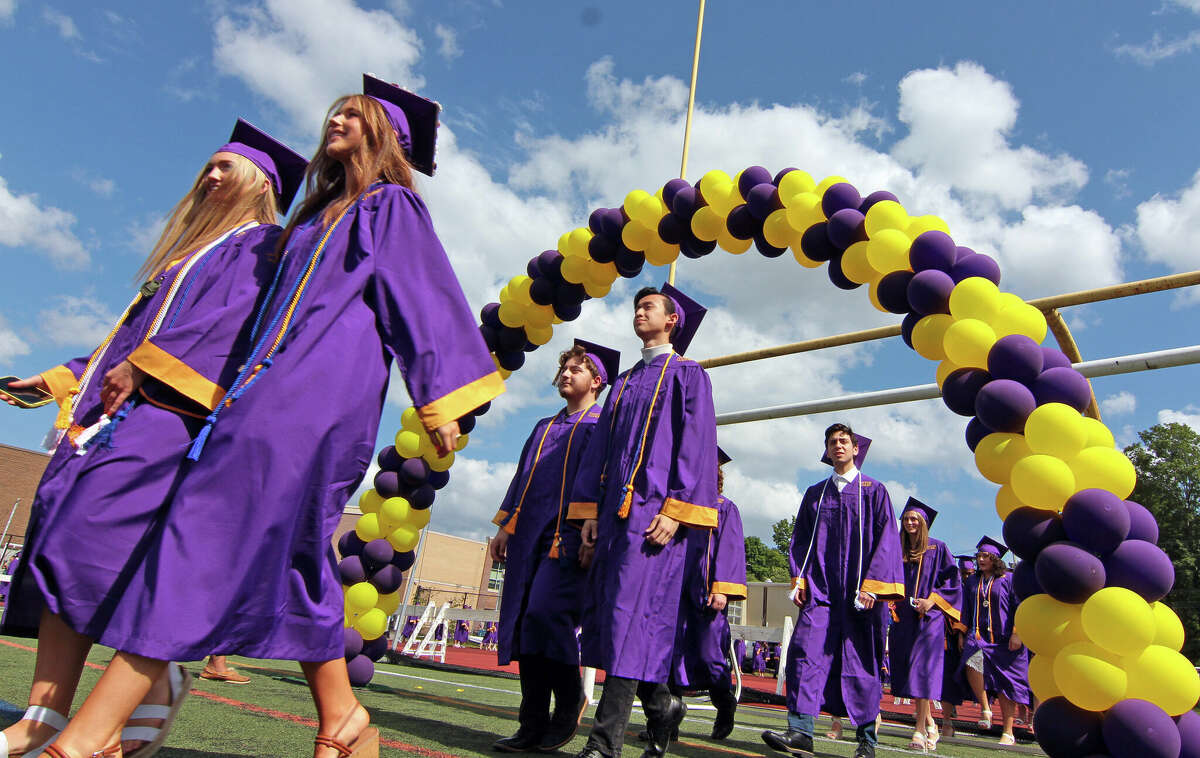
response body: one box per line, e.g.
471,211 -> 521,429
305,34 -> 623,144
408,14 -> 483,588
1,0 -> 1198,555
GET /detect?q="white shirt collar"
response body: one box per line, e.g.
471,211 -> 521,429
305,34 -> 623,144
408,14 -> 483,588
832,464 -> 859,491
640,342 -> 674,364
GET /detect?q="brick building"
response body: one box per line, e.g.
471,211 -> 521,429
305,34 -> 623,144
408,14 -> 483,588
0,443 -> 49,562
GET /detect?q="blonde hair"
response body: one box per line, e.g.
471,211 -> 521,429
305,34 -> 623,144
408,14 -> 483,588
135,153 -> 275,283
284,94 -> 414,246
901,511 -> 930,563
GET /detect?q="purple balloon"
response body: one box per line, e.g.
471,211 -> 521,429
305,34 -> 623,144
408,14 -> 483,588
497,326 -> 526,353
1178,710 -> 1200,758
346,654 -> 375,687
496,349 -> 525,372
361,634 -> 390,662
478,324 -> 499,353
408,483 -> 435,510
942,368 -> 993,417
988,335 -> 1045,385
825,208 -> 866,249
901,312 -> 920,350
1104,699 -> 1181,758
738,166 -> 774,198
428,469 -> 450,490
725,205 -> 760,240
965,417 -> 990,452
600,208 -> 627,240
657,213 -> 685,245
1062,489 -> 1131,556
754,231 -> 787,258
1041,347 -> 1072,370
525,256 -> 541,279
587,234 -> 619,264
1004,507 -> 1067,562
661,178 -> 691,208
950,252 -> 1002,285
615,247 -> 646,277
800,222 -> 838,262
588,207 -> 607,234
773,167 -> 798,184
480,302 -> 503,330
369,564 -> 405,594
1104,539 -> 1174,602
1124,500 -> 1159,544
671,186 -> 700,218
1034,697 -> 1106,757
1035,541 -> 1106,603
909,231 -> 957,273
528,276 -> 556,306
397,459 -> 428,490
457,414 -> 476,435
344,627 -> 363,660
536,250 -> 564,280
470,401 -> 490,418
745,183 -> 780,221
1012,559 -> 1043,600
339,555 -> 367,586
1033,367 -> 1093,413
553,299 -> 583,322
375,445 -> 403,472
680,236 -> 717,258
873,271 -> 912,314
362,539 -> 395,572
391,550 -> 416,571
859,190 -> 899,213
907,269 -> 955,315
955,245 -> 976,262
975,379 -> 1037,433
373,470 -> 401,498
337,531 -> 365,558
821,182 -> 862,218
827,252 -> 861,290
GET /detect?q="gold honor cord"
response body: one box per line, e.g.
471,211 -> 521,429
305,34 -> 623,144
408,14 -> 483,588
548,402 -> 598,558
618,354 -> 674,519
503,412 -> 560,535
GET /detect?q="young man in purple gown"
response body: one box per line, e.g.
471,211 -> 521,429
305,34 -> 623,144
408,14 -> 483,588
568,284 -> 719,758
489,339 -> 620,753
762,426 -> 904,758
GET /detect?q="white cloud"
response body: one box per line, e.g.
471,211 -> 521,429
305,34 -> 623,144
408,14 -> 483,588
1101,391 -> 1137,416
1171,0 -> 1200,11
1104,168 -> 1131,199
1158,405 -> 1200,433
0,314 -> 31,366
993,204 -> 1123,297
434,23 -> 461,61
71,170 -> 116,198
38,296 -> 118,348
126,212 -> 167,257
1115,30 -> 1200,65
844,72 -> 867,86
212,0 -> 424,139
0,0 -> 14,25
0,176 -> 89,267
893,61 -> 1088,212
422,456 -> 518,541
42,6 -> 79,39
1134,168 -> 1200,275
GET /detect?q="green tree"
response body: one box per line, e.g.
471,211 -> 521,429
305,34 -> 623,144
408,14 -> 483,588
744,536 -> 791,583
1125,422 -> 1200,662
771,517 -> 795,554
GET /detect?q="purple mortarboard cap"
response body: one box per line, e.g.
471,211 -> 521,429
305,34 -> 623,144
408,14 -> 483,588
717,446 -> 732,466
819,433 -> 871,469
976,536 -> 1009,559
573,338 -> 620,388
901,497 -> 938,528
658,282 -> 706,356
219,119 -> 308,213
362,73 -> 440,176
955,554 -> 976,571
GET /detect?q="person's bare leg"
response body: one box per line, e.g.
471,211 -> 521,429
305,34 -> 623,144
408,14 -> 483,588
1,610 -> 92,753
966,668 -> 990,721
207,655 -> 230,673
43,651 -> 167,757
301,659 -> 370,758
942,703 -> 956,736
998,695 -> 1016,743
121,665 -> 173,754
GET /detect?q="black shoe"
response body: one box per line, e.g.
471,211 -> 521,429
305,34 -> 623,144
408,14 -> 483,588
537,689 -> 589,752
710,690 -> 737,740
572,749 -> 604,758
637,729 -> 650,742
854,740 -> 876,758
494,727 -> 545,752
639,697 -> 685,758
761,729 -> 815,757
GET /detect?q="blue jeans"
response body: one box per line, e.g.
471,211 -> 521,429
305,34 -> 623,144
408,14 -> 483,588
788,712 -> 877,746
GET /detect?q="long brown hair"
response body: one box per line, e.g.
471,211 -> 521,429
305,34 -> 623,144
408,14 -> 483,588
901,511 -> 930,563
284,94 -> 414,246
135,153 -> 275,282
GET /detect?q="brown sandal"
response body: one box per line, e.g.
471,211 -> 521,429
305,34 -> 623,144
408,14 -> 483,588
314,727 -> 379,758
42,744 -> 122,758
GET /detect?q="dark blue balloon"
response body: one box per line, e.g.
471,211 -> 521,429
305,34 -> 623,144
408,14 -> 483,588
1011,559 -> 1043,601
391,550 -> 416,571
409,483 -> 435,510
657,213 -> 685,245
965,416 -> 990,452
1104,539 -> 1174,602
876,270 -> 914,314
362,539 -> 395,572
901,311 -> 920,349
496,349 -> 525,372
800,222 -> 838,262
753,231 -> 787,258
587,234 -> 618,264
427,469 -> 451,489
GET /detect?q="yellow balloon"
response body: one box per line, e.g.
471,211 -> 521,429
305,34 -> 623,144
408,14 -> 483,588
706,181 -> 740,216
526,324 -> 553,346
621,220 -> 654,252
1014,594 -> 1085,656
1080,417 -> 1116,449
864,200 -> 909,237
815,175 -> 850,196
785,192 -> 823,230
583,278 -> 612,298
644,239 -> 680,266
345,581 -> 379,612
1150,602 -> 1186,651
690,206 -> 724,242
777,169 -> 816,198
497,301 -> 526,328
454,433 -> 469,452
942,318 -> 997,369
1082,586 -> 1156,657
638,194 -> 666,227
763,209 -> 792,249
508,275 -> 533,300
865,228 -> 911,274
377,591 -> 401,616
555,232 -> 571,256
717,229 -> 752,254
1069,447 -> 1136,499
1024,403 -> 1089,460
911,314 -> 953,361
355,608 -> 389,640
791,244 -> 821,268
906,214 -> 951,239
1053,641 -> 1127,711
401,406 -> 422,433
1011,454 -> 1077,511
379,496 -> 412,530
354,512 -> 383,542
935,358 -> 962,388
524,302 -> 554,329
623,189 -> 651,220
560,255 -> 589,284
839,241 -> 877,285
417,429 -> 436,458
387,525 -> 420,552
867,282 -> 887,313
408,506 -> 431,529
992,302 -> 1048,342
589,260 -> 619,285
1123,644 -> 1200,716
698,170 -> 733,203
428,450 -> 455,472
358,489 -> 383,515
995,484 -> 1025,519
949,277 -> 1002,323
567,227 -> 593,258
974,432 -> 1032,485
1028,653 -> 1062,701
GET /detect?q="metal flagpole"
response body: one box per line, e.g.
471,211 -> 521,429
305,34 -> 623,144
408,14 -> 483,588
0,499 -> 19,555
668,0 -> 706,286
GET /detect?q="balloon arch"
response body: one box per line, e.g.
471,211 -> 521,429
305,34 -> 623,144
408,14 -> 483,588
339,166 -> 1199,757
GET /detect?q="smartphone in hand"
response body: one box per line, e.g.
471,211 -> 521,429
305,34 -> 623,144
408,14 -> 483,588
0,376 -> 54,409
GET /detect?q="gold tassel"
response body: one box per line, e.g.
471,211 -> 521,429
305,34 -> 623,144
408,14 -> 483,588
618,486 -> 633,519
53,387 -> 79,429
548,536 -> 560,559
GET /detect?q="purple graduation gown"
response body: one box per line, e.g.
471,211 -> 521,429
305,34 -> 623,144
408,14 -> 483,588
482,623 -> 498,646
454,620 -> 470,644
401,615 -> 418,640
493,404 -> 601,666
886,538 -> 962,700
671,495 -> 747,690
784,473 -> 904,725
1,223 -> 281,640
568,350 -> 718,682
958,572 -> 1031,705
